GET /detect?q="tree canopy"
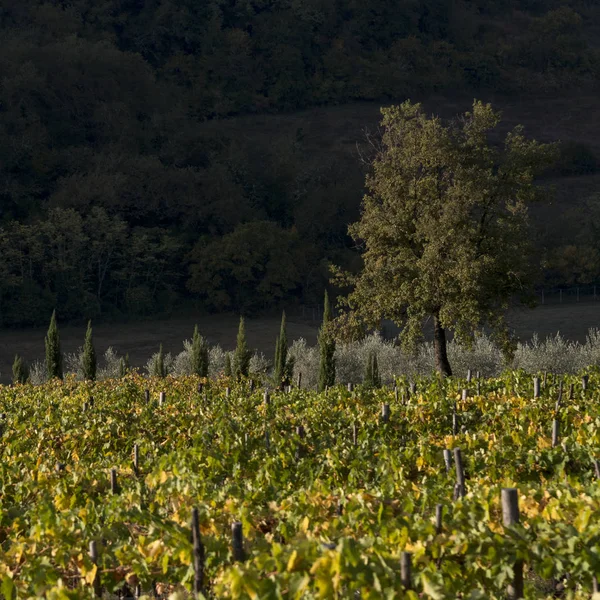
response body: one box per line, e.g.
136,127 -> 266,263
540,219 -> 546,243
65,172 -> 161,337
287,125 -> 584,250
334,101 -> 558,375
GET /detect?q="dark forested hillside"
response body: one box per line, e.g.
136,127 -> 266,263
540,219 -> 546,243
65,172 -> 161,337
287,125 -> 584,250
1,0 -> 599,326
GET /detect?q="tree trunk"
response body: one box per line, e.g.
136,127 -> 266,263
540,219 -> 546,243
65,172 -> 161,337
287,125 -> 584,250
433,313 -> 452,377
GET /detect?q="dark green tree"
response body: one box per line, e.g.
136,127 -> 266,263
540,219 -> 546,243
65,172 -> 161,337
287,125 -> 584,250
45,311 -> 63,380
273,311 -> 288,384
82,320 -> 97,381
12,354 -> 29,384
333,101 -> 557,376
371,352 -> 381,388
233,317 -> 251,379
191,325 -> 209,377
363,352 -> 373,388
224,353 -> 233,377
318,290 -> 336,391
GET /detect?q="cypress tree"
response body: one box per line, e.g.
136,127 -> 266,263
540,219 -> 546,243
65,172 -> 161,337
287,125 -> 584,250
224,353 -> 232,377
12,354 -> 29,384
82,320 -> 97,381
274,336 -> 281,381
274,311 -> 288,383
372,352 -> 381,388
119,357 -> 126,378
318,290 -> 336,391
191,325 -> 209,377
364,352 -> 374,387
45,310 -> 63,380
233,316 -> 251,379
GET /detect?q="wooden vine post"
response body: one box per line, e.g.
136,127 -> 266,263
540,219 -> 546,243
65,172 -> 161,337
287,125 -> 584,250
133,444 -> 139,472
232,521 -> 245,562
443,449 -> 452,473
435,504 -> 443,534
551,418 -> 560,448
89,540 -> 101,597
381,403 -> 390,424
400,552 -> 412,590
110,468 -> 119,495
452,402 -> 458,436
453,448 -> 466,499
501,488 -> 524,599
533,377 -> 540,399
191,507 -> 205,596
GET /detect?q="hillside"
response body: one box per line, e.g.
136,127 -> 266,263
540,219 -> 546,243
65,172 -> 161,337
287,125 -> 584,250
0,1 -> 599,327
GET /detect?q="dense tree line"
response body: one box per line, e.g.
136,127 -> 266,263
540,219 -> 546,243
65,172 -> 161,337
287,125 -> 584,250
0,0 -> 599,326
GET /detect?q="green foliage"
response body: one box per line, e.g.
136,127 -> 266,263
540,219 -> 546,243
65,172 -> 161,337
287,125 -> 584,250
191,325 -> 209,378
82,321 -> 97,381
12,354 -> 29,385
318,291 -> 336,391
233,317 -> 251,379
224,353 -> 233,377
1,371 -> 600,596
188,222 -> 306,313
333,100 -> 559,374
44,311 -> 63,380
151,345 -> 166,378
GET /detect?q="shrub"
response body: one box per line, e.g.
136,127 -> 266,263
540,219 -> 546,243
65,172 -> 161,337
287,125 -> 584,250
98,348 -> 128,380
64,349 -> 83,380
145,345 -> 173,378
289,338 -> 320,390
29,360 -> 48,385
173,340 -> 193,376
208,346 -> 228,378
250,352 -> 270,376
12,355 -> 29,384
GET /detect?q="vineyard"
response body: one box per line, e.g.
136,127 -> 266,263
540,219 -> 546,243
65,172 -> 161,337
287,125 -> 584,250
2,371 -> 600,599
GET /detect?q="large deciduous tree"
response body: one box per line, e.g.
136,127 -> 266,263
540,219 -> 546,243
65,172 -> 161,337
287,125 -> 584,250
333,100 -> 557,376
